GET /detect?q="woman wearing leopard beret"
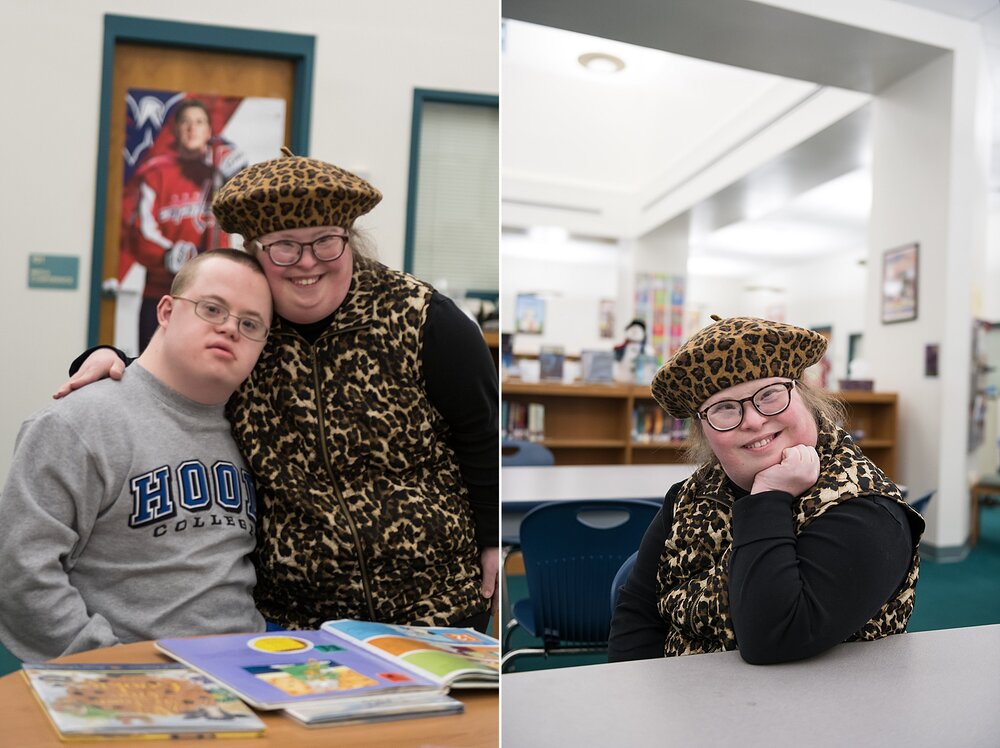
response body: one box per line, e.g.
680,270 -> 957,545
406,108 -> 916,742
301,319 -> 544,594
608,315 -> 924,665
59,149 -> 498,634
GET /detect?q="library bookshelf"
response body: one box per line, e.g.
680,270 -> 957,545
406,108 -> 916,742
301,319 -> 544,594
502,381 -> 898,481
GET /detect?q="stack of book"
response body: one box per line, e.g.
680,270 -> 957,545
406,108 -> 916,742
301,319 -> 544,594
156,621 -> 499,727
633,402 -> 689,443
503,400 -> 545,442
23,621 -> 499,738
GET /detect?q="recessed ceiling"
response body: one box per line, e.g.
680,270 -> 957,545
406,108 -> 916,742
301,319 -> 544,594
502,1 -> 998,277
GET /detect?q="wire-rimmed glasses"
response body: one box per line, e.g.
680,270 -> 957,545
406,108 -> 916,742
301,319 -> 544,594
172,297 -> 270,342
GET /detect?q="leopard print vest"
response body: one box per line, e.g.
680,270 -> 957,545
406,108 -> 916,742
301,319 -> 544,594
656,415 -> 920,657
226,255 -> 485,629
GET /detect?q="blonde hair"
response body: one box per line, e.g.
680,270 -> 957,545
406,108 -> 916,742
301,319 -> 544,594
683,380 -> 847,466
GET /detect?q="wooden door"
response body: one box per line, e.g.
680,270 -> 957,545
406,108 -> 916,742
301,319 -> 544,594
98,44 -> 295,347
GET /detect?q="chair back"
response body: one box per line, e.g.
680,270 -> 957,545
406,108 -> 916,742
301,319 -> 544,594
502,439 -> 555,467
907,490 -> 934,515
518,500 -> 659,647
610,550 -> 639,616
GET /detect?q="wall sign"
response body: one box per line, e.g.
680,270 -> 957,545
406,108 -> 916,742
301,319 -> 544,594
29,254 -> 79,290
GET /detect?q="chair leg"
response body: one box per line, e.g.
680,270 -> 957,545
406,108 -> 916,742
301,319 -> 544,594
500,646 -> 546,674
502,617 -> 522,652
500,544 -> 520,622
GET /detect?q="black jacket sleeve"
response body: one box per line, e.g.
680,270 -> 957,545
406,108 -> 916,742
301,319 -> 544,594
422,292 -> 499,548
68,346 -> 131,376
729,491 -> 914,665
607,485 -> 915,665
607,484 -> 677,662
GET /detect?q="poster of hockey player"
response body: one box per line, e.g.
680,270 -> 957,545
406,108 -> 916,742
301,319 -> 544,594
117,89 -> 286,356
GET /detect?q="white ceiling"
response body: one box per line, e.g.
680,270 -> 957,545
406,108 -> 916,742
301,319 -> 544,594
501,0 -> 1000,275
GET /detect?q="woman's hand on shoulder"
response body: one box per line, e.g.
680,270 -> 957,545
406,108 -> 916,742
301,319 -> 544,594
52,349 -> 125,399
750,444 -> 819,497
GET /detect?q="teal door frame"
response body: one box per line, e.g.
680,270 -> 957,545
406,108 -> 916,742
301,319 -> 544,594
403,88 -> 499,302
88,14 -> 315,345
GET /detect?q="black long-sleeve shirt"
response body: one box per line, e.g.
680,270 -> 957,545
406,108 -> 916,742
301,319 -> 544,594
70,290 -> 498,546
608,481 -> 916,665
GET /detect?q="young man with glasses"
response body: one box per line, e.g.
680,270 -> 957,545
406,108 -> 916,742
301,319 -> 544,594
0,250 -> 271,661
609,316 -> 924,666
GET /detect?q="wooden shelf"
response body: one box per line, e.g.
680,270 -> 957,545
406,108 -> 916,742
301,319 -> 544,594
503,383 -> 898,479
542,438 -> 628,448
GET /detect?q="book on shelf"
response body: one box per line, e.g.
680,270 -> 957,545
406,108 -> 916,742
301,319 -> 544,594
632,402 -> 689,443
538,345 -> 565,381
527,402 -> 545,442
503,400 -> 545,442
580,349 -> 615,383
155,621 -> 497,716
633,353 -> 660,385
500,333 -> 514,371
22,662 -> 266,740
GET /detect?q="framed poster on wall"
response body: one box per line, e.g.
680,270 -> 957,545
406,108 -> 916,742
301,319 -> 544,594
88,15 -> 315,350
115,89 -> 285,356
881,242 -> 919,324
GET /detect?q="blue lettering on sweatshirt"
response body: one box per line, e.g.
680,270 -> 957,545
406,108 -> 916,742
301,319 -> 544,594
130,459 -> 259,529
129,466 -> 175,526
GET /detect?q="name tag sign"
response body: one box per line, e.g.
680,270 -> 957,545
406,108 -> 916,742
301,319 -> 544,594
28,254 -> 79,290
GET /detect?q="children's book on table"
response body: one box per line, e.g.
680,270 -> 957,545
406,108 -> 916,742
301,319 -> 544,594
319,619 -> 499,688
154,621 -> 496,721
21,662 -> 266,740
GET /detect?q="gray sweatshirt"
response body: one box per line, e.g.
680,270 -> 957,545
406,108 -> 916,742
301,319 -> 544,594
0,364 -> 264,661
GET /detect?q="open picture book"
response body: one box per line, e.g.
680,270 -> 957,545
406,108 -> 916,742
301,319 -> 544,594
154,620 -> 497,713
320,619 -> 498,688
22,662 -> 266,740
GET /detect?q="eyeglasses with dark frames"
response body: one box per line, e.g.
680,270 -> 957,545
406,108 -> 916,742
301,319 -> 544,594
171,297 -> 270,342
695,381 -> 796,432
258,233 -> 349,267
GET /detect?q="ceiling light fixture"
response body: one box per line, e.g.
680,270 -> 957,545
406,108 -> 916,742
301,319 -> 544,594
578,52 -> 625,74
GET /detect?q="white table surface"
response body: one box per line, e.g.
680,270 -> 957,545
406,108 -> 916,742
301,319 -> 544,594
502,624 -> 1000,748
501,464 -> 697,504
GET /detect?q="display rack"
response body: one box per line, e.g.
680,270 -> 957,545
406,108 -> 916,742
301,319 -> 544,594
502,381 -> 898,480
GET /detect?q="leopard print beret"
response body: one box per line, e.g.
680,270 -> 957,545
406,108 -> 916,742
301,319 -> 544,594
651,316 -> 828,418
212,147 -> 382,239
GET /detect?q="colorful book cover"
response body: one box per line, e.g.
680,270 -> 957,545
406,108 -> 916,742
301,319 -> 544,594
22,662 -> 265,740
155,630 -> 443,710
319,620 -> 499,688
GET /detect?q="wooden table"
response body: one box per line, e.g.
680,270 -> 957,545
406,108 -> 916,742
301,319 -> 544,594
0,641 -> 497,747
503,624 -> 1000,747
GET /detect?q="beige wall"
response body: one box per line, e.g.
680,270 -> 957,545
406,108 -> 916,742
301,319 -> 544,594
0,0 -> 498,483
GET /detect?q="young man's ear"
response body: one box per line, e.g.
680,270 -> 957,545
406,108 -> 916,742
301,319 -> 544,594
156,295 -> 174,329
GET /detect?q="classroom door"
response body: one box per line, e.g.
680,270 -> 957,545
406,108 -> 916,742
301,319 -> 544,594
98,43 -> 295,350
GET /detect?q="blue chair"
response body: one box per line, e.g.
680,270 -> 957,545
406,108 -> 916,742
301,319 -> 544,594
501,439 -> 555,467
907,490 -> 934,515
610,550 -> 639,616
500,440 -> 555,622
501,500 -> 659,672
